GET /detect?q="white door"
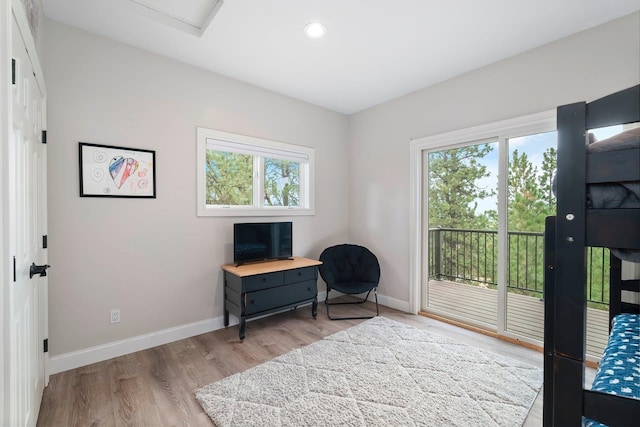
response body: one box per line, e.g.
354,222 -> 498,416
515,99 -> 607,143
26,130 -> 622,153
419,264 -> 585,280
8,2 -> 48,425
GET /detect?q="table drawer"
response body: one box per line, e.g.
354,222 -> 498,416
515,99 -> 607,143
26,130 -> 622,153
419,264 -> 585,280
245,280 -> 317,315
284,266 -> 317,284
244,271 -> 285,292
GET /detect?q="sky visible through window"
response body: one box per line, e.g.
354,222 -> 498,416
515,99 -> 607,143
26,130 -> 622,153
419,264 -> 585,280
472,125 -> 622,214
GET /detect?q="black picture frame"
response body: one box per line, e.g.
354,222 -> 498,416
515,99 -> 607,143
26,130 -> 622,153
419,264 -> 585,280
79,142 -> 156,198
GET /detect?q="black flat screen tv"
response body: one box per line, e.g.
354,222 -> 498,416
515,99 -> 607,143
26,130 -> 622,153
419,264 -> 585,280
233,222 -> 293,266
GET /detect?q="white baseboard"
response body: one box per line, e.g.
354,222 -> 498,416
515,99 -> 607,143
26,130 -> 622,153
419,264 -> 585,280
49,316 -> 230,374
376,293 -> 410,312
49,290 -> 406,374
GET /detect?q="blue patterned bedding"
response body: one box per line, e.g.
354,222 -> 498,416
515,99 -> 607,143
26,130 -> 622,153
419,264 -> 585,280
583,313 -> 640,427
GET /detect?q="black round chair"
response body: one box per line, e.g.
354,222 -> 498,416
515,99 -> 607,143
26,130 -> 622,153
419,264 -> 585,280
318,244 -> 380,320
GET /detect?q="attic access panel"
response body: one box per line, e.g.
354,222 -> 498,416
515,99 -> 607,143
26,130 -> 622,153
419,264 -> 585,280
129,0 -> 224,37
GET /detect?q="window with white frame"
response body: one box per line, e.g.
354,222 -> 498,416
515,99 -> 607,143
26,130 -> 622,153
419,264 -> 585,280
196,127 -> 315,216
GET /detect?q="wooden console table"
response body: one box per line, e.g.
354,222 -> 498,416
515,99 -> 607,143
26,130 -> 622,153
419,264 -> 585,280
222,256 -> 322,340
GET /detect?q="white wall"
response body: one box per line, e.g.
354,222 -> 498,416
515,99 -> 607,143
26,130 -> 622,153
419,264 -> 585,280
42,19 -> 350,362
348,12 -> 640,304
42,11 -> 640,371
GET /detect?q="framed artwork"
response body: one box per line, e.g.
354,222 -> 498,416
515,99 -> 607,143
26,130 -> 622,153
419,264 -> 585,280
79,142 -> 156,198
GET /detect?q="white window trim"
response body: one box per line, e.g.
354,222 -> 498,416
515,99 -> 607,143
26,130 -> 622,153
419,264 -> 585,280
408,110 -> 556,316
197,127 -> 315,217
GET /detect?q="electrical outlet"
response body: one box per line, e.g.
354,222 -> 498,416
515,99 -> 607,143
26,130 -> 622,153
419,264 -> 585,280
110,309 -> 120,324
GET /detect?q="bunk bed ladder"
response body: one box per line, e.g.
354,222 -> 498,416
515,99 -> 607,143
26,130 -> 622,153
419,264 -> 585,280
548,100 -> 589,426
542,216 -> 556,427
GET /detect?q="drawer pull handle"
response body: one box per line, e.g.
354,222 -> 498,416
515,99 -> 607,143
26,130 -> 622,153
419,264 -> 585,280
298,272 -> 302,276
262,278 -> 267,282
250,300 -> 255,305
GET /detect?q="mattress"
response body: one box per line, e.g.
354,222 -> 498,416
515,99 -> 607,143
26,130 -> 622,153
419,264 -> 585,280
586,127 -> 640,210
583,313 -> 640,427
588,127 -> 640,263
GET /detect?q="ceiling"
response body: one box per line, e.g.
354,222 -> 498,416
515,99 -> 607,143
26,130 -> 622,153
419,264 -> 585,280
42,0 -> 640,115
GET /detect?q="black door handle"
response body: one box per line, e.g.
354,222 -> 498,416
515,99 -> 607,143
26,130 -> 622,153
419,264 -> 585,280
30,263 -> 50,279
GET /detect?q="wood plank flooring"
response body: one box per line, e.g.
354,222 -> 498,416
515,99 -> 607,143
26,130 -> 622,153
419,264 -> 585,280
37,300 -> 574,426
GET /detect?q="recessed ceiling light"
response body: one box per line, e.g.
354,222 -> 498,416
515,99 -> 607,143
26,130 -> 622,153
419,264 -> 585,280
304,22 -> 326,38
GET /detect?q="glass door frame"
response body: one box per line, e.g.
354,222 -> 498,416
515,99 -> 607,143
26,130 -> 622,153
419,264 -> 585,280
409,110 -> 556,344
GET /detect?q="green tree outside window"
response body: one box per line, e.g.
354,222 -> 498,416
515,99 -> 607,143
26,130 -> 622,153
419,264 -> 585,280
264,158 -> 299,207
206,150 -> 253,205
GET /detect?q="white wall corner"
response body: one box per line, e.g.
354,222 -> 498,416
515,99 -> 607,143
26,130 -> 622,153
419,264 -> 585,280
376,293 -> 411,313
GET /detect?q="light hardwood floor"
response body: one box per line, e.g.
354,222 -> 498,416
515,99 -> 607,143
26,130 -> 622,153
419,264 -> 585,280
37,301 -> 559,426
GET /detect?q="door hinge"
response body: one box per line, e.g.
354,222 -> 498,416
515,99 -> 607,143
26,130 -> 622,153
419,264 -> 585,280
13,256 -> 16,282
43,235 -> 48,249
42,130 -> 47,144
12,59 -> 16,84
43,339 -> 48,353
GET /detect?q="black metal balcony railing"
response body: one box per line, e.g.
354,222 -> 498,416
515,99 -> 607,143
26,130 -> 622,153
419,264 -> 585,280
428,227 -> 610,306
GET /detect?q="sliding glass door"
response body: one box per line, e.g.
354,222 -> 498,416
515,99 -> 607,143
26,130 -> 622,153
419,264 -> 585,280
415,114 -> 621,358
419,117 -> 558,345
425,139 -> 499,329
505,131 -> 556,341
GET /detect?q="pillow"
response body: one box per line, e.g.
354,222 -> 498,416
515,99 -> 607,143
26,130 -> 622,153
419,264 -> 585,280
587,126 -> 640,153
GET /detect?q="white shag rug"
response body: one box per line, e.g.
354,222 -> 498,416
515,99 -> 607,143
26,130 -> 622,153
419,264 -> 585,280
195,316 -> 542,426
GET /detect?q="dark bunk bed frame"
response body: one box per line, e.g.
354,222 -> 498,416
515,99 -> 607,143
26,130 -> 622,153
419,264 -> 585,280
543,84 -> 640,426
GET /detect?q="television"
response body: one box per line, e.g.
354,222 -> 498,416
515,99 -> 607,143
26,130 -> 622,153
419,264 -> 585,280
233,222 -> 293,266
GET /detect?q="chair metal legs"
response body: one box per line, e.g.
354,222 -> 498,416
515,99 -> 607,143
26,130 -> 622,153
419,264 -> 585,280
325,287 -> 379,320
